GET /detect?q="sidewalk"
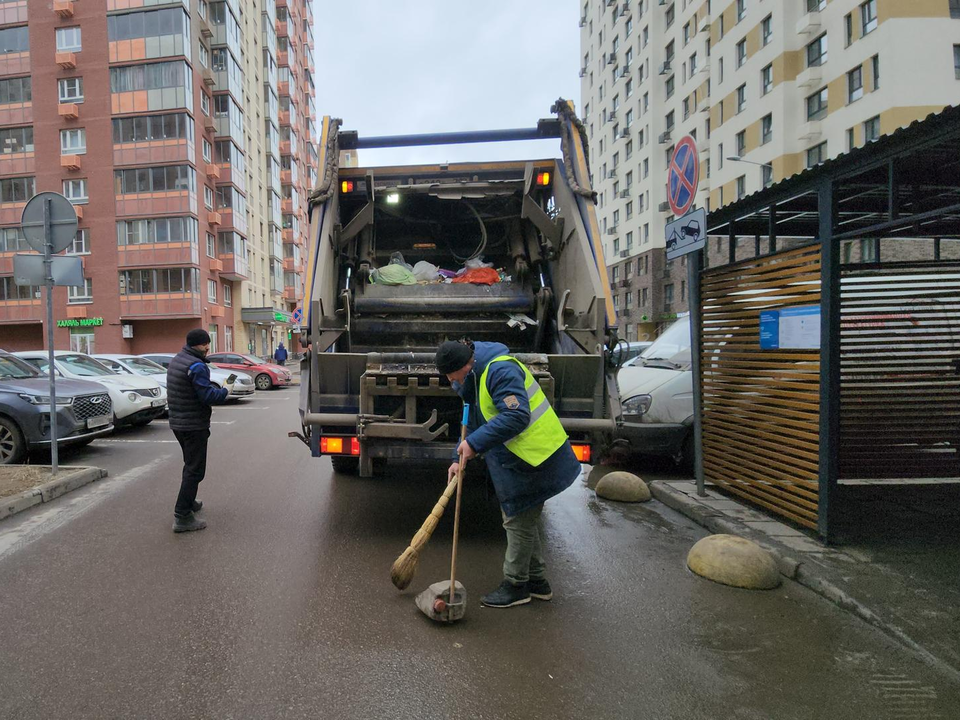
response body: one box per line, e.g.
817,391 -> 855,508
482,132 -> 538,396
650,478 -> 960,683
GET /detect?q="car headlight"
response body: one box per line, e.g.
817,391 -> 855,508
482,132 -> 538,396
127,392 -> 140,402
622,394 -> 653,417
18,394 -> 73,406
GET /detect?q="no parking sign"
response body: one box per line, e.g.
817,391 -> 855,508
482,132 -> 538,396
667,135 -> 700,217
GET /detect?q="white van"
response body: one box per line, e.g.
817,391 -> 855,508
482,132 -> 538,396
615,316 -> 694,467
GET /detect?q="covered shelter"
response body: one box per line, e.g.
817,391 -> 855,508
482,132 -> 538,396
691,106 -> 960,542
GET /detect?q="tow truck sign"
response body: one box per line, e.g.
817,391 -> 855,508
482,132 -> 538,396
665,207 -> 706,260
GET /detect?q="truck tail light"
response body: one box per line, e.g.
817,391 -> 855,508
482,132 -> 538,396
536,171 -> 551,186
320,436 -> 361,455
340,180 -> 355,193
570,443 -> 592,462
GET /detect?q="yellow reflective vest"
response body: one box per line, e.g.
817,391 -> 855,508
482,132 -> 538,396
478,355 -> 568,468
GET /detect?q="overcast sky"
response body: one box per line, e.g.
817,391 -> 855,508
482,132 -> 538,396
315,1 -> 581,167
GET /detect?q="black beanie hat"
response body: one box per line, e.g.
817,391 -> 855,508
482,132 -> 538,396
436,340 -> 474,375
186,328 -> 212,347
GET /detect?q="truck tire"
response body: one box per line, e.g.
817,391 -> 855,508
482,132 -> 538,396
0,416 -> 27,465
331,455 -> 359,475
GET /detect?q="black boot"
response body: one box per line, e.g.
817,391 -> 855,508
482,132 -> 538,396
172,512 -> 207,533
481,580 -> 530,608
192,500 -> 203,512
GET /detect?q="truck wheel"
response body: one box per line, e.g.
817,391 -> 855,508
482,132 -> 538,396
0,417 -> 26,465
255,373 -> 272,391
331,456 -> 359,475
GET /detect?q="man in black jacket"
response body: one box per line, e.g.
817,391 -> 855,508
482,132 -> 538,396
167,329 -> 232,533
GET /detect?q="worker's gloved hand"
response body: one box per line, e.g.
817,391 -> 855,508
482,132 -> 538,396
447,462 -> 460,484
224,382 -> 235,394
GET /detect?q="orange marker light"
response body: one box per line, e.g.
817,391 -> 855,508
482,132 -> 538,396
321,436 -> 344,454
340,180 -> 354,193
570,444 -> 592,462
536,172 -> 551,186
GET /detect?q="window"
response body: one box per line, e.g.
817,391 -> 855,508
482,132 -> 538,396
665,110 -> 675,130
626,78 -> 633,98
736,175 -> 746,199
847,127 -> 857,151
58,77 -> 84,103
845,14 -> 853,47
199,44 -> 208,68
641,288 -> 648,306
718,57 -> 724,84
955,46 -> 960,80
0,76 -> 31,104
119,268 -> 200,296
626,231 -> 634,250
206,232 -> 216,258
860,238 -> 879,262
872,54 -> 880,90
67,228 -> 90,255
736,39 -> 746,68
110,60 -> 189,93
223,284 -> 232,307
112,113 -> 193,143
56,26 -> 82,53
863,115 -> 880,143
117,217 -> 198,245
625,291 -> 633,309
63,178 -> 88,204
736,84 -> 746,113
114,165 -> 196,195
68,278 -> 93,304
807,0 -> 826,10
807,33 -> 827,67
806,87 -> 828,121
848,66 -> 863,103
202,138 -> 212,163
204,186 -> 214,209
762,165 -> 773,188
208,279 -> 217,303
761,15 -> 772,46
761,63 -> 773,95
665,3 -> 675,28
664,284 -> 674,309
861,0 -> 877,35
60,128 -> 86,154
199,0 -> 207,19
735,130 -> 745,157
0,126 -> 33,154
0,176 -> 34,203
761,113 -> 772,144
0,26 -> 29,54
665,75 -> 675,98
718,14 -> 724,39
201,92 -> 210,116
736,0 -> 745,22
806,141 -> 827,168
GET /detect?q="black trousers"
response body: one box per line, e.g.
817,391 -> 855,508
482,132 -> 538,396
173,428 -> 211,517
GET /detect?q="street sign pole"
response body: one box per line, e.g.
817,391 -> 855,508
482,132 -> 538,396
43,197 -> 59,474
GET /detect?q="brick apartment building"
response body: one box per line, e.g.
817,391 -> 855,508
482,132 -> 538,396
0,0 -> 316,356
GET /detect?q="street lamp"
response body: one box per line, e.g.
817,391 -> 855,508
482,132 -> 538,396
726,157 -> 774,188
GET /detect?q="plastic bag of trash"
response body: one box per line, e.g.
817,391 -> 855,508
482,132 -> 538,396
371,263 -> 417,285
389,251 -> 413,271
412,261 -> 440,282
464,257 -> 494,270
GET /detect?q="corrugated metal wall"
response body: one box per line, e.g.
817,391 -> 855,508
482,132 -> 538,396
700,245 -> 822,530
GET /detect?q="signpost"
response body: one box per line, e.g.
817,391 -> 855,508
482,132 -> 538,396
16,192 -> 80,474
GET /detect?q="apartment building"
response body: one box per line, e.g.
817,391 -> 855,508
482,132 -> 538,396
580,0 -> 960,341
0,0 -> 316,356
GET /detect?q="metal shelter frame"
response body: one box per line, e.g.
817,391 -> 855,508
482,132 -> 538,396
690,105 -> 960,542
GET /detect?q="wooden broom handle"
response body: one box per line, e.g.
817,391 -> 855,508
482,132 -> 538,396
448,417 -> 469,604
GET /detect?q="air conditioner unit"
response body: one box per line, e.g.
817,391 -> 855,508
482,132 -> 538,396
607,0 -> 617,6
619,66 -> 631,78
620,278 -> 630,287
607,226 -> 619,235
606,110 -> 617,122
658,0 -> 667,6
620,250 -> 629,258
606,166 -> 617,178
620,3 -> 630,16
658,201 -> 672,212
579,66 -> 587,78
658,132 -> 672,144
619,190 -> 630,198
606,52 -> 617,65
579,14 -> 587,27
659,61 -> 672,75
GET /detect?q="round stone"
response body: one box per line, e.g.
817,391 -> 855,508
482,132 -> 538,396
585,464 -> 617,490
686,534 -> 781,590
595,471 -> 651,502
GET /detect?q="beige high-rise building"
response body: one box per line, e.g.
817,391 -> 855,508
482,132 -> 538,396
580,0 -> 960,341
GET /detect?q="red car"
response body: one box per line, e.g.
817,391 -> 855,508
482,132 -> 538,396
207,353 -> 292,391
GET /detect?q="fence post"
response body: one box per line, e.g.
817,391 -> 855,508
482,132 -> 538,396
818,180 -> 840,542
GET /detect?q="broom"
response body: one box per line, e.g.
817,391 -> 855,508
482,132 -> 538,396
391,405 -> 470,590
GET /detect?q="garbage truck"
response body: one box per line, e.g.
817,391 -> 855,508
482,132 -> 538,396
293,101 -> 622,476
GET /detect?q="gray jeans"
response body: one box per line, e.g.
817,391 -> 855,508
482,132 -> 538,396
501,503 -> 546,585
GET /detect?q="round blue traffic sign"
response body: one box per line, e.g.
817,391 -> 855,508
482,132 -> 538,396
667,136 -> 700,217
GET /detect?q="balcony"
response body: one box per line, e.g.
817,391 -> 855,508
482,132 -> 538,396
58,103 -> 79,120
283,286 -> 298,302
799,120 -> 823,141
796,11 -> 821,36
0,51 -> 30,76
0,202 -> 26,225
219,254 -> 249,281
278,81 -> 290,96
60,154 -> 82,171
113,137 -> 194,166
279,111 -> 291,126
0,151 -> 34,176
279,140 -> 291,155
207,211 -> 222,226
206,163 -> 221,180
120,293 -> 202,319
281,198 -> 294,214
280,170 -> 292,184
283,257 -> 296,272
54,0 -> 75,18
208,257 -> 223,272
56,52 -> 77,69
797,65 -> 822,90
117,241 -> 199,268
0,299 -> 42,325
115,191 -> 196,218
282,228 -> 295,243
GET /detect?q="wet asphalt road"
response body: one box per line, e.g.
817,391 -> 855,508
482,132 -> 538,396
0,386 -> 958,719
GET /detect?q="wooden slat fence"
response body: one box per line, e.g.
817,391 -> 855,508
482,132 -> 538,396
700,245 -> 822,530
839,264 -> 960,481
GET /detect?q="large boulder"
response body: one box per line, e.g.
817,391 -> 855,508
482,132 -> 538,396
595,471 -> 651,502
686,534 -> 781,590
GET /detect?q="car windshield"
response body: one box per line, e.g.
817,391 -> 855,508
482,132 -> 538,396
97,359 -> 126,373
640,318 -> 692,367
124,357 -> 165,375
0,355 -> 38,379
61,354 -> 114,377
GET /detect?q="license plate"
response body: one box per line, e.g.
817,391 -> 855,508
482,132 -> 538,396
87,415 -> 111,429
151,399 -> 166,408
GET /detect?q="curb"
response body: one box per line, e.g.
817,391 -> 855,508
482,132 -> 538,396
648,480 -> 960,684
0,467 -> 107,521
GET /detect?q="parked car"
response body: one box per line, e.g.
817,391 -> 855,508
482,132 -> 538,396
206,352 -> 292,390
610,341 -> 654,367
138,353 -> 256,397
0,351 -> 114,464
615,317 -> 694,468
15,351 -> 167,428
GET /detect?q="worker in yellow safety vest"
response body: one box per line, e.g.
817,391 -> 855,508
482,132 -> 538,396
436,339 -> 582,608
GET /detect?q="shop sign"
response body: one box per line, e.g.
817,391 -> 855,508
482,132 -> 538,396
57,317 -> 104,328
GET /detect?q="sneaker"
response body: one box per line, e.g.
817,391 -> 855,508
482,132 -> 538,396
528,577 -> 553,601
481,580 -> 530,608
172,512 -> 207,534
192,500 -> 203,513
